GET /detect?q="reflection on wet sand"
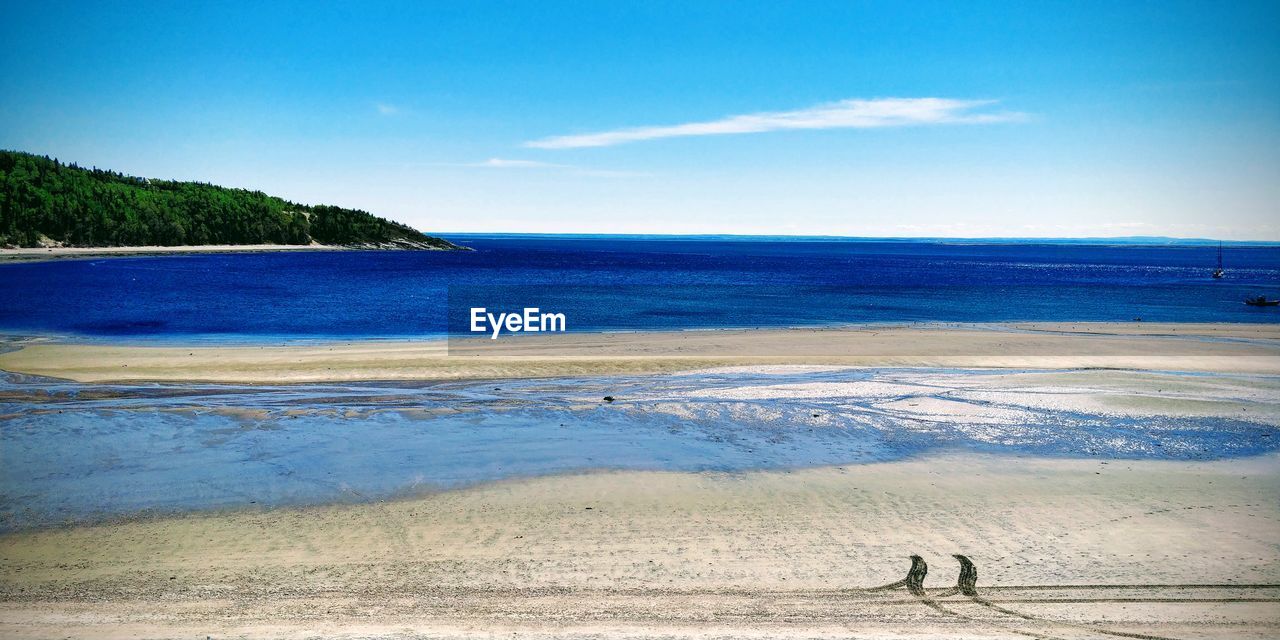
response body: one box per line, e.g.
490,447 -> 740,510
2,366 -> 1277,531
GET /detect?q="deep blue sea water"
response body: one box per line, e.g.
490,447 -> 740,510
0,235 -> 1277,340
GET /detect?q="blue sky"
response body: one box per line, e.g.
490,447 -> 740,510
2,1 -> 1278,239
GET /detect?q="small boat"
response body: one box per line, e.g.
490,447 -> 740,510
1212,242 -> 1224,279
1245,296 -> 1280,307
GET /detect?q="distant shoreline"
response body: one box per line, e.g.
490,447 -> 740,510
0,243 -> 454,263
6,236 -> 1276,265
440,231 -> 1280,246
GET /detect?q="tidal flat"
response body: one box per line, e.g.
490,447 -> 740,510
2,325 -> 1279,638
2,366 -> 1277,531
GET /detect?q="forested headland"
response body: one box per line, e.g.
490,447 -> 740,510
0,150 -> 462,250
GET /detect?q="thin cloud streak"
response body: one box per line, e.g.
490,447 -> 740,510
525,97 -> 1026,149
470,158 -> 571,169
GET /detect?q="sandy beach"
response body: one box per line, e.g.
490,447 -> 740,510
5,2 -> 1278,637
2,323 -> 1279,638
3,322 -> 1279,383
2,454 -> 1277,638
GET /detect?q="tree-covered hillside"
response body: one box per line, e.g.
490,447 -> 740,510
0,151 -> 461,249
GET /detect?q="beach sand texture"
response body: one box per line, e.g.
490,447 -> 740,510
2,454 -> 1277,638
2,323 -> 1279,637
3,322 -> 1279,383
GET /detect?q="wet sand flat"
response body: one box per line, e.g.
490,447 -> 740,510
5,367 -> 1275,530
3,322 -> 1279,383
2,454 -> 1278,638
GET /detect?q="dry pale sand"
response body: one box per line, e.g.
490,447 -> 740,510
3,322 -> 1279,383
1,454 -> 1277,638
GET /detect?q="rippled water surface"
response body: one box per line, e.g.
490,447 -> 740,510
3,367 -> 1277,531
1,237 -> 1278,339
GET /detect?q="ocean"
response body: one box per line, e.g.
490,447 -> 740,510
3,235 -> 1280,529
1,235 -> 1278,339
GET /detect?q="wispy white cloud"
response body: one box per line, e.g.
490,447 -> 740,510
375,102 -> 402,116
525,97 -> 1025,149
469,158 -> 572,169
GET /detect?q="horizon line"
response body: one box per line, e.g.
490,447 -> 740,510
428,231 -> 1280,245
